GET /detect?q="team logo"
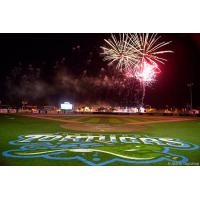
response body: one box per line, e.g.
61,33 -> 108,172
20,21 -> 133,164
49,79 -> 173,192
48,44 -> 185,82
3,133 -> 199,165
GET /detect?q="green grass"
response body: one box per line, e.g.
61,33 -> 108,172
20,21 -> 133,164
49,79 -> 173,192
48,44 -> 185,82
79,117 -> 101,123
0,114 -> 199,166
108,118 -> 123,123
51,116 -> 83,120
49,116 -> 163,123
85,118 -> 101,123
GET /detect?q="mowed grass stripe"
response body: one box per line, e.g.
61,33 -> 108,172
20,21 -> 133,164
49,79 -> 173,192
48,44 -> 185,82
78,117 -> 100,123
84,117 -> 101,123
125,117 -> 146,122
99,117 -> 109,124
108,118 -> 124,124
51,116 -> 83,121
125,117 -> 162,123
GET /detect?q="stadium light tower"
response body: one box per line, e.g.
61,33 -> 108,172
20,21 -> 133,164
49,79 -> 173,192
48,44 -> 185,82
187,83 -> 194,110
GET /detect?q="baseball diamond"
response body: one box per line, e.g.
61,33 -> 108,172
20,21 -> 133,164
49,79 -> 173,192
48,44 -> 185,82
0,114 -> 199,166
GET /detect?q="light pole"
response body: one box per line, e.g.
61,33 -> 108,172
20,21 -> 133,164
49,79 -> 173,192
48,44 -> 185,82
187,83 -> 194,110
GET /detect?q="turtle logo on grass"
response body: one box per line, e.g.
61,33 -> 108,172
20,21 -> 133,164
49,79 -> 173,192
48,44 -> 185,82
3,133 -> 199,165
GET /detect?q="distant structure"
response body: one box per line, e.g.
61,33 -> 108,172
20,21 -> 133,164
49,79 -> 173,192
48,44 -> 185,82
60,102 -> 73,112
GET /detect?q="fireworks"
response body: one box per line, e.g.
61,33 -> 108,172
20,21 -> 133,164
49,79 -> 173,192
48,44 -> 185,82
134,60 -> 160,85
100,34 -> 138,70
125,60 -> 161,105
101,33 -> 172,71
101,33 -> 173,105
129,33 -> 173,64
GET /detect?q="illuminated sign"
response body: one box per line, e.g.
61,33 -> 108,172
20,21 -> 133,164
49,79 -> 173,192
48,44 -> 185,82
3,133 -> 199,166
61,102 -> 73,110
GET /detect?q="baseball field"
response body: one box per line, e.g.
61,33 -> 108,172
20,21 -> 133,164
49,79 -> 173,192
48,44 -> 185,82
0,114 -> 199,166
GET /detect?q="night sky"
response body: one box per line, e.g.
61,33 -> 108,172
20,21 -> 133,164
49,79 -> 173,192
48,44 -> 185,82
0,33 -> 199,108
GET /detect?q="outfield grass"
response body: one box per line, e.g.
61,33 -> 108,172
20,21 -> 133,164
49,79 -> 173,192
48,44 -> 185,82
50,115 -> 162,123
51,116 -> 83,120
0,114 -> 199,166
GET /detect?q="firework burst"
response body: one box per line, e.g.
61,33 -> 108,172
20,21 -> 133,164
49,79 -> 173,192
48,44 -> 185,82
100,34 -> 138,70
101,33 -> 173,106
134,60 -> 160,85
125,59 -> 161,105
129,33 -> 173,64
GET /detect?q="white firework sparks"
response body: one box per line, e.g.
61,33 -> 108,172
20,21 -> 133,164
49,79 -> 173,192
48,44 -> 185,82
129,33 -> 173,64
101,33 -> 173,106
125,59 -> 161,105
100,34 -> 139,70
134,60 -> 161,85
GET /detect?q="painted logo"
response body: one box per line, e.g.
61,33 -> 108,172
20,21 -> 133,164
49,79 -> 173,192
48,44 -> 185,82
3,133 -> 199,165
